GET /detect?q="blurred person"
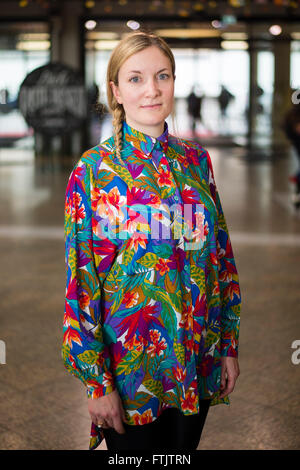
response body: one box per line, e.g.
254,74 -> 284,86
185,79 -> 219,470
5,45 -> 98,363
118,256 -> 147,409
62,30 -> 241,451
187,85 -> 204,138
282,101 -> 300,208
0,88 -> 18,114
245,84 -> 265,119
217,85 -> 234,118
254,84 -> 264,114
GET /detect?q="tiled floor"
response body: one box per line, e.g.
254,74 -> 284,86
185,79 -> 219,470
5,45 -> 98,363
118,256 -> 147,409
0,134 -> 300,450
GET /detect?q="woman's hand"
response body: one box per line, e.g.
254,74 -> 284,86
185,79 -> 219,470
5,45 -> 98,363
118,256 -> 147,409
87,389 -> 127,434
219,357 -> 240,399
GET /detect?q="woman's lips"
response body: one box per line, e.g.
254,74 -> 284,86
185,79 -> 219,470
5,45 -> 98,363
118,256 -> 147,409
141,104 -> 162,109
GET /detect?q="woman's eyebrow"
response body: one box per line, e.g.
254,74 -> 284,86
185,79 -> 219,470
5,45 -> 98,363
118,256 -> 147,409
128,68 -> 169,74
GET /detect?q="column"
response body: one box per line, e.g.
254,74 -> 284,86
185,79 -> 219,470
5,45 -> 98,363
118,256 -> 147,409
247,38 -> 260,147
49,0 -> 85,157
271,38 -> 291,147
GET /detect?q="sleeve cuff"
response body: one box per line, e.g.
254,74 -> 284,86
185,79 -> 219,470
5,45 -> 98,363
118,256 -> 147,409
221,343 -> 238,358
86,371 -> 115,399
221,317 -> 239,357
221,335 -> 239,357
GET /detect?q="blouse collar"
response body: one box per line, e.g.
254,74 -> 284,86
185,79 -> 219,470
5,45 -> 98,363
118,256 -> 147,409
122,120 -> 169,156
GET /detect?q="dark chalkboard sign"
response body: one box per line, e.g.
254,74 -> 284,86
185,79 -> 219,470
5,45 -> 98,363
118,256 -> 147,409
18,62 -> 88,136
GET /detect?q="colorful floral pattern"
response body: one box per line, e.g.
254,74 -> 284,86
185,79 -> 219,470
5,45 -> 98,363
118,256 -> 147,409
62,120 -> 241,450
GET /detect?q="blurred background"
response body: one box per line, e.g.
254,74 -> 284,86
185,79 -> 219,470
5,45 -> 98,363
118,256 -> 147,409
0,0 -> 300,450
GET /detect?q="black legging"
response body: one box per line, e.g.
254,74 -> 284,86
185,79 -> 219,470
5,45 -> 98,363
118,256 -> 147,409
102,400 -> 211,450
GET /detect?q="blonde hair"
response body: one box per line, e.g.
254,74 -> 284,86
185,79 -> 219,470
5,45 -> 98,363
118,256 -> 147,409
105,30 -> 177,165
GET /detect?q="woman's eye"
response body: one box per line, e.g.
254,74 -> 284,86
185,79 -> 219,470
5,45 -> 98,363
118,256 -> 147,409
129,76 -> 140,83
159,73 -> 169,80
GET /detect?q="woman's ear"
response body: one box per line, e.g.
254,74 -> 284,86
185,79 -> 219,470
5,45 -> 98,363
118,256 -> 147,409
110,80 -> 122,105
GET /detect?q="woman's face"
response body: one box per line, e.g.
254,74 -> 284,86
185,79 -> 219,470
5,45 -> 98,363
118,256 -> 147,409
110,45 -> 175,137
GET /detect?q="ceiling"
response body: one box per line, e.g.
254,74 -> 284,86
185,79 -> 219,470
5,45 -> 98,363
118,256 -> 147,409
0,0 -> 299,51
0,0 -> 300,21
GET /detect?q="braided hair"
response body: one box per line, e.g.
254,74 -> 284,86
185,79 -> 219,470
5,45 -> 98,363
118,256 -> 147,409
111,105 -> 125,165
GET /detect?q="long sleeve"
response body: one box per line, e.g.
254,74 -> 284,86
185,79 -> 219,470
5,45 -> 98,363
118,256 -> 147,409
205,150 -> 241,357
62,159 -> 117,399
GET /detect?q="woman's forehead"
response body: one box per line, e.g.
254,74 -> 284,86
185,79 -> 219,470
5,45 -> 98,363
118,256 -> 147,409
120,46 -> 172,73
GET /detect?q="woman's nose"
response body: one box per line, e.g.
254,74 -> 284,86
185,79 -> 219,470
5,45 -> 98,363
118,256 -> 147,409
145,78 -> 160,96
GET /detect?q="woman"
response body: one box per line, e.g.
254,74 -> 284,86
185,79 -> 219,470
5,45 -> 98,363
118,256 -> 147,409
62,30 -> 241,451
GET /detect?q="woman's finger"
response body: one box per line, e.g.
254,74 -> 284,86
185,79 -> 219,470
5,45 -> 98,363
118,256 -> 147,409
219,371 -> 237,398
112,412 -> 126,434
220,367 -> 227,391
102,414 -> 114,429
119,397 -> 127,423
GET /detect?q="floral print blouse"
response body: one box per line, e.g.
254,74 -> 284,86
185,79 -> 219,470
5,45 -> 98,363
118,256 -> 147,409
62,120 -> 241,450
